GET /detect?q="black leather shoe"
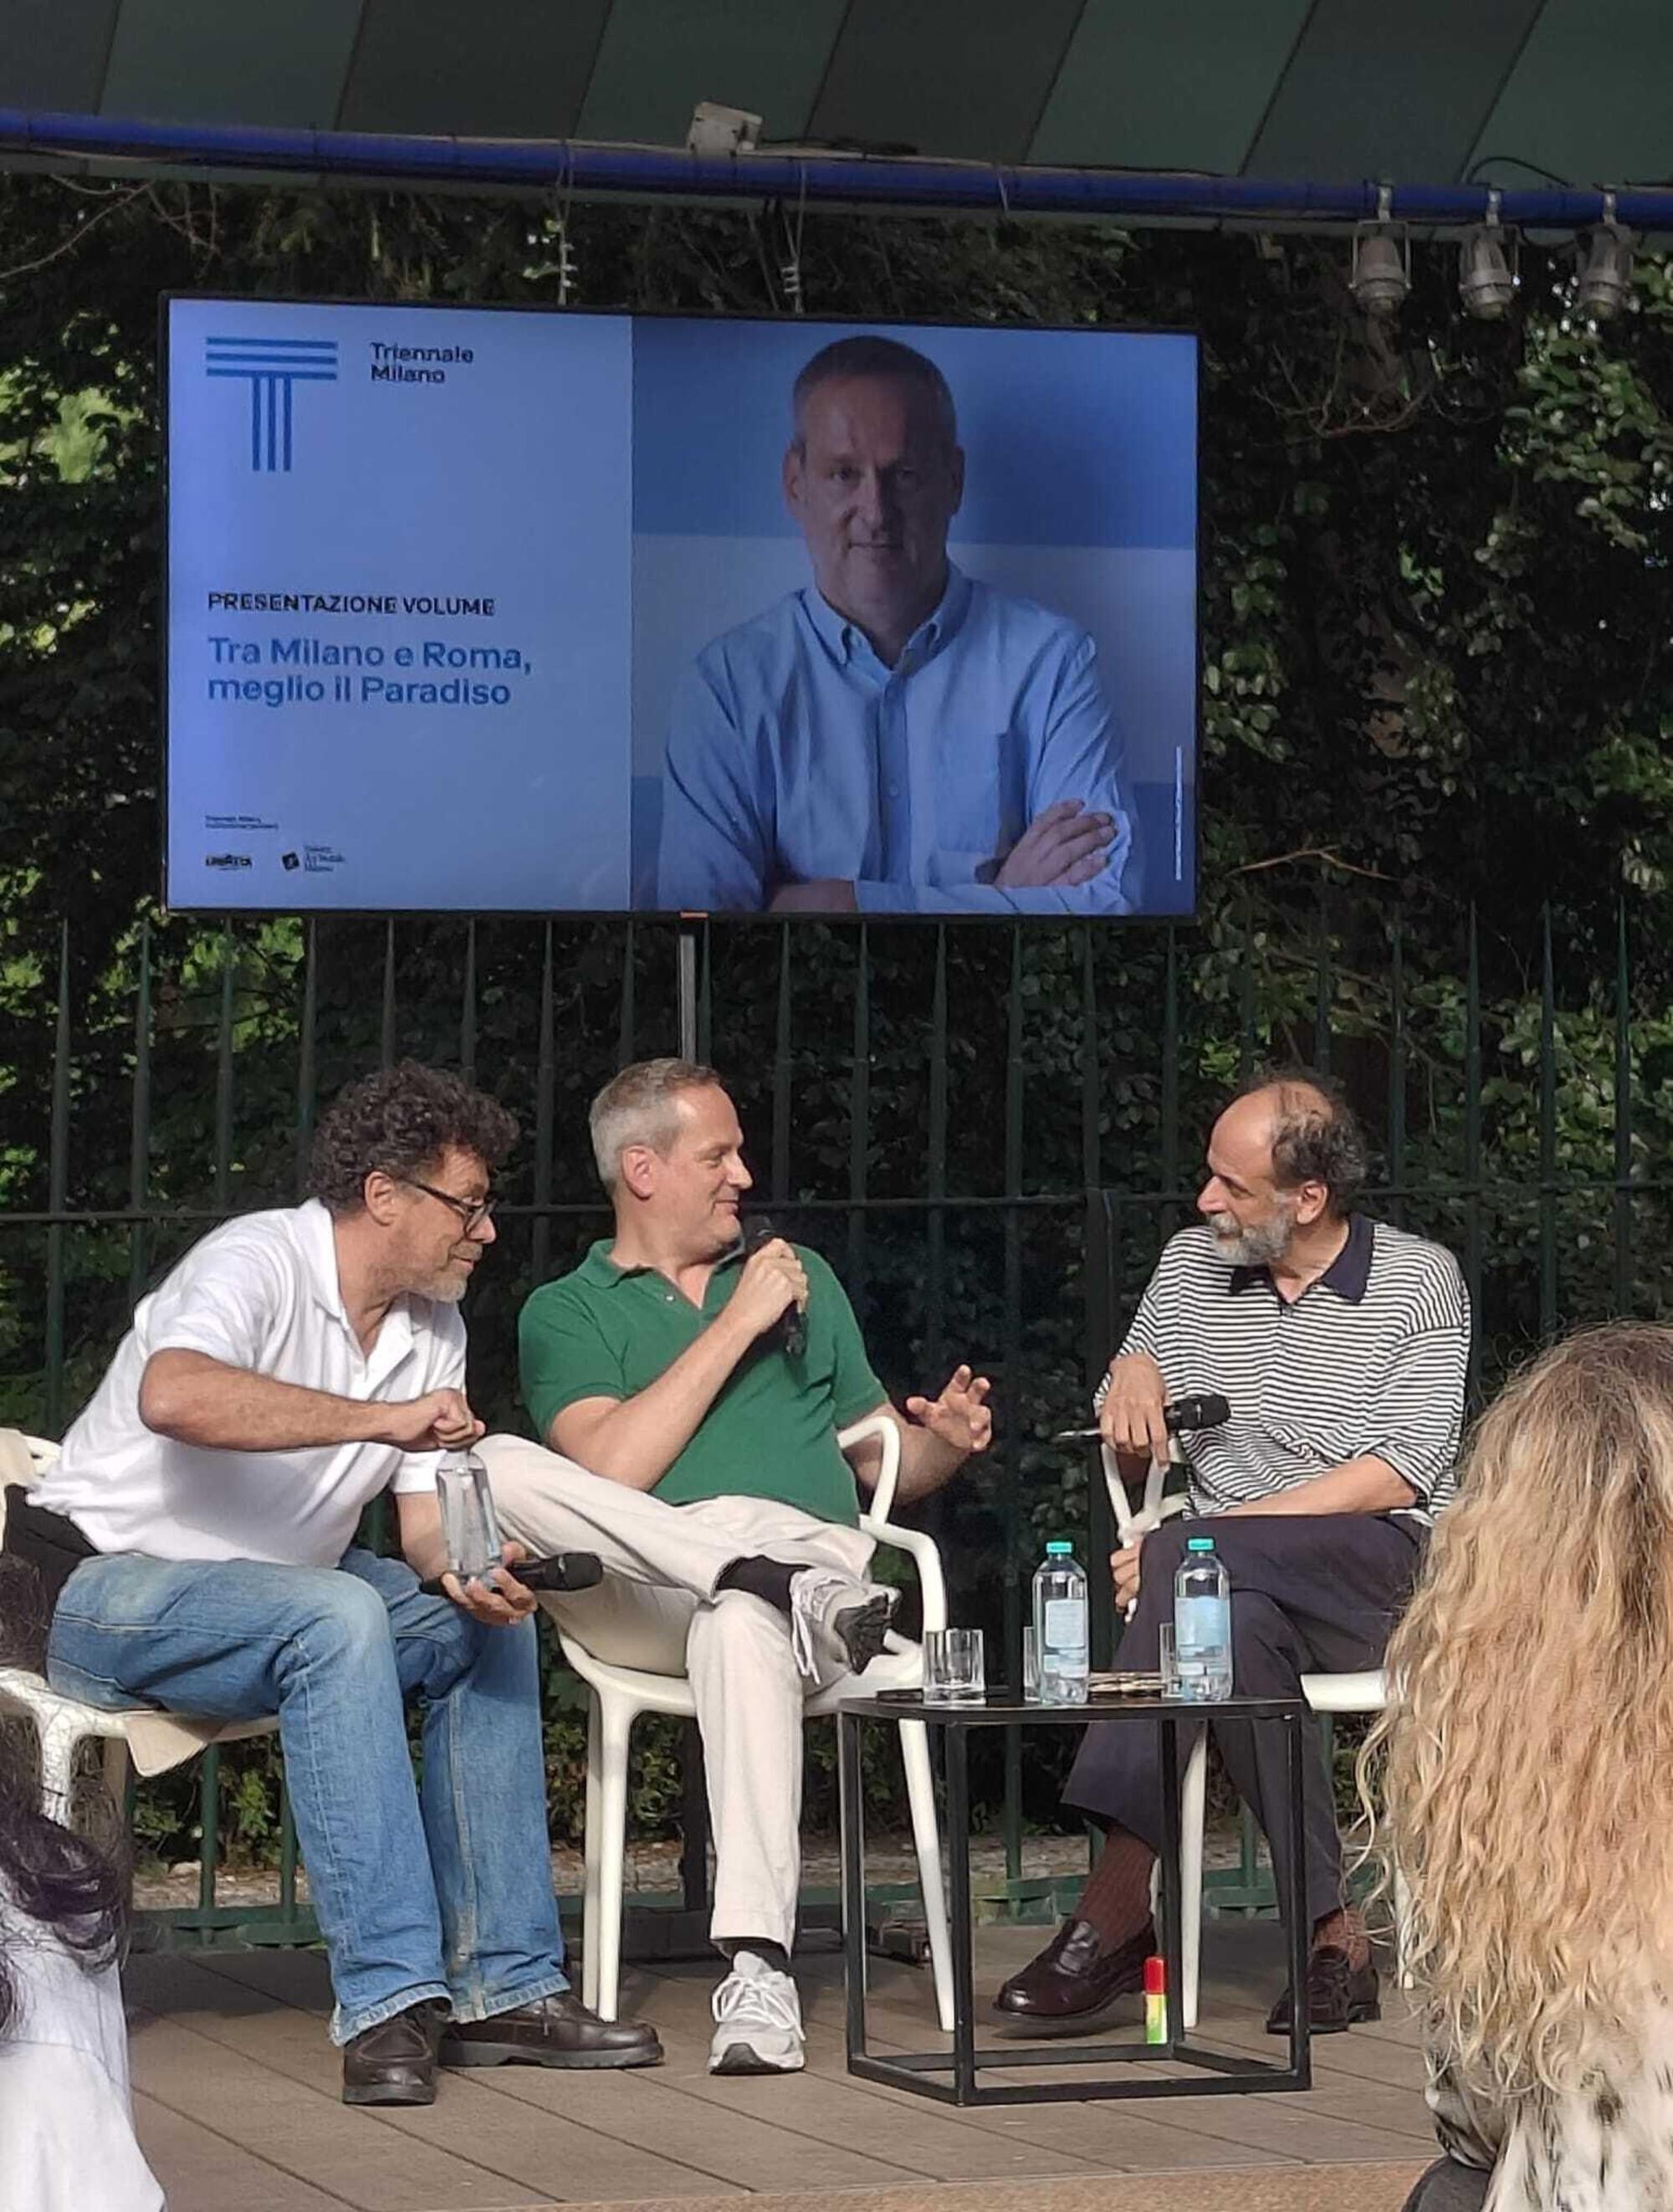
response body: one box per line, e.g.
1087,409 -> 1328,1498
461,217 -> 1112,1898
1266,1946 -> 1381,2035
341,1998 -> 447,2105
438,1990 -> 663,2070
990,1918 -> 1156,2031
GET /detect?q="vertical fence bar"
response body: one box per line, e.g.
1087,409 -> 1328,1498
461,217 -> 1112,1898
532,923 -> 556,1286
127,919 -> 152,1313
617,920 -> 636,1068
295,921 -> 319,1197
214,925 -> 236,1213
696,920 -> 712,1062
1538,905 -> 1558,1339
771,924 -> 792,1204
925,928 -> 949,1381
1464,909 -> 1483,1404
381,921 -> 397,1068
1312,881 -> 1333,1075
459,919 -> 478,1083
43,921 -> 72,1436
201,924 -> 238,1909
1082,930 -> 1114,1669
1160,925 -> 1180,1226
1001,926 -> 1025,1879
847,927 -> 869,1310
1387,918 -> 1406,1229
1614,899 -> 1633,1314
1237,888 -> 1257,1081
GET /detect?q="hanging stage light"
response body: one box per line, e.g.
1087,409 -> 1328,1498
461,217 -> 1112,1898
1350,187 -> 1409,318
1578,194 -> 1635,322
1459,192 -> 1517,319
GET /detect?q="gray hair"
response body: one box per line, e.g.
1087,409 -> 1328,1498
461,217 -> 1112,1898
790,335 -> 959,455
1237,1066 -> 1369,1220
590,1057 -> 723,1191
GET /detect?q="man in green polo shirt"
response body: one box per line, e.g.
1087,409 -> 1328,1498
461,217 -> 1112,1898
481,1057 -> 990,2077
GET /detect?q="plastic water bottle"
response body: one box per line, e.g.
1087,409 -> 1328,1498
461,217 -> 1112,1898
1173,1534 -> 1233,1703
1032,1539 -> 1089,1705
436,1447 -> 504,1581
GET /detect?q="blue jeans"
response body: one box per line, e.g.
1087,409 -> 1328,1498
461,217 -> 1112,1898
49,1546 -> 568,2044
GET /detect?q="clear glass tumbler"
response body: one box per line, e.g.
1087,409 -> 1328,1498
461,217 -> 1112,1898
922,1627 -> 985,1705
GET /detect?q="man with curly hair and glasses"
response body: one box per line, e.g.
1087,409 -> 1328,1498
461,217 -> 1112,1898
21,1062 -> 663,2105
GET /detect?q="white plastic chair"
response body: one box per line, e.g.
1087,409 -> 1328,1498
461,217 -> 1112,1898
558,1412 -> 955,2030
0,1433 -> 277,1825
1101,1439 -> 1389,2028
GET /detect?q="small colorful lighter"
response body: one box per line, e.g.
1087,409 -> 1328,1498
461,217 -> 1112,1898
1143,1953 -> 1168,2044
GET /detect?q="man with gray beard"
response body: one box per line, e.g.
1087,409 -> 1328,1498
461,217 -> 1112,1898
991,1072 -> 1468,2039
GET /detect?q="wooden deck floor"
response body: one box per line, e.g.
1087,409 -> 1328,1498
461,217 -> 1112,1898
125,1918 -> 1440,2212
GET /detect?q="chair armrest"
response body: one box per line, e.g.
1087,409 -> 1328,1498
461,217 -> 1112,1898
839,1411 -> 901,1526
859,1518 -> 948,1636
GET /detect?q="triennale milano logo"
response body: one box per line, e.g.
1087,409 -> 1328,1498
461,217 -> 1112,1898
204,335 -> 339,471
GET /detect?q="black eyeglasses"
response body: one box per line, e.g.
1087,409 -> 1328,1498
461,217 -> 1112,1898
400,1175 -> 495,1235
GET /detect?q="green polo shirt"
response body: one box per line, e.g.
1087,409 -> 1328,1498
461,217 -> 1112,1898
519,1240 -> 887,1527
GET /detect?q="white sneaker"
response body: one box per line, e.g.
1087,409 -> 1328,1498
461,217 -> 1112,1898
709,1953 -> 806,2074
787,1569 -> 898,1682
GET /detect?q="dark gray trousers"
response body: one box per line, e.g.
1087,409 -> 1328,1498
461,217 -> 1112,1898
1401,2159 -> 1492,2212
1062,1512 -> 1424,1927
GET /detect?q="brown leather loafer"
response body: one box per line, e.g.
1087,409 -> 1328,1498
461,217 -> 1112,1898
341,1998 -> 448,2105
1266,1945 -> 1381,2035
438,1990 -> 663,2070
990,1918 -> 1156,2031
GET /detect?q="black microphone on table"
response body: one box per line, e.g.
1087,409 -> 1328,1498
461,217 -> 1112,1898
1049,1392 -> 1230,1444
745,1218 -> 806,1359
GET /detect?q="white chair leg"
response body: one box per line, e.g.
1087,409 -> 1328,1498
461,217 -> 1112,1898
38,1712 -> 84,1828
581,1693 -> 604,2013
1180,1733 -> 1208,2032
594,1692 -> 633,2024
898,1718 -> 954,2034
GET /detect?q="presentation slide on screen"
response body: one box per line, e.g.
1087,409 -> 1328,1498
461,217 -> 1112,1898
166,300 -> 1198,917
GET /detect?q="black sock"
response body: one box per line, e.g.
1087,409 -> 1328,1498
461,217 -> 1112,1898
715,1556 -> 799,1615
723,1939 -> 790,1974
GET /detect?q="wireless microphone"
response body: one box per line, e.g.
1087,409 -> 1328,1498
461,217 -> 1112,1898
745,1217 -> 806,1359
1050,1392 -> 1230,1444
420,1551 -> 604,1599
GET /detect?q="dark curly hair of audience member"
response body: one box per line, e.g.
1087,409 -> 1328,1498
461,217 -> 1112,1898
1236,1064 -> 1369,1220
307,1061 -> 518,1216
0,1558 -> 127,2040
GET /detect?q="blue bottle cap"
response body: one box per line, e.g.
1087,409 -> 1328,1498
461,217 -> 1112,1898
1186,1536 -> 1215,1552
1046,1540 -> 1073,1555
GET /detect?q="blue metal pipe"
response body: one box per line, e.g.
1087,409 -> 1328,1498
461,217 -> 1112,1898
1,106 -> 1667,231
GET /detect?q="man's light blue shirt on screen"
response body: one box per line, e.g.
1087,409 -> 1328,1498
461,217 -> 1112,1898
657,565 -> 1133,915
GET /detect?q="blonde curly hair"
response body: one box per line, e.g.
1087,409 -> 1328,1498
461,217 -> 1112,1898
1362,1321 -> 1673,2097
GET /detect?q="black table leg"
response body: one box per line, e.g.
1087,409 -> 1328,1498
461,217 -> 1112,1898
1284,1708 -> 1312,2089
840,1710 -> 868,2065
945,1718 -> 977,2102
1157,1709 -> 1182,2051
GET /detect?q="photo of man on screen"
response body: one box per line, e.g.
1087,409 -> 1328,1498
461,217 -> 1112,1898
656,335 -> 1135,917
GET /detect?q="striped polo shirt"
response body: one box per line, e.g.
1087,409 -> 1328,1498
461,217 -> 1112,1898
1096,1214 -> 1470,1525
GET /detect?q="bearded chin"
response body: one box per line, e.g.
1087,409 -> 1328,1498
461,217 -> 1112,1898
1209,1211 -> 1292,1267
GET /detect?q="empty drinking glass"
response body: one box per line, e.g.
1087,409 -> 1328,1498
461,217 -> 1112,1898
923,1628 -> 985,1704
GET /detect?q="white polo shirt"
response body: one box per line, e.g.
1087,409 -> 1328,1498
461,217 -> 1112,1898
35,1200 -> 464,1566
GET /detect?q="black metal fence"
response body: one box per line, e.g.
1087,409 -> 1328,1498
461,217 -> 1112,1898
3,896 -> 1666,1934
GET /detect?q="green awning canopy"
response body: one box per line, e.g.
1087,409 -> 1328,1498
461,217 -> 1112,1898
3,0 -> 1667,194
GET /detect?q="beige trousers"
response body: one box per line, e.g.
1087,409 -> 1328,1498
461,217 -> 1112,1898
479,1434 -> 874,1955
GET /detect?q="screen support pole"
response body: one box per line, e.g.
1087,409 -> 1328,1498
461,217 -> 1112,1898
674,914 -> 711,1916
677,919 -> 699,1059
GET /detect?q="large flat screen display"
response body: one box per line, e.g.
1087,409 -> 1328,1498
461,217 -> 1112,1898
165,299 -> 1198,917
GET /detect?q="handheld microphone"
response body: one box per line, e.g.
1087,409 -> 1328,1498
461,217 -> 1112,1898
1050,1392 -> 1230,1444
744,1218 -> 806,1359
